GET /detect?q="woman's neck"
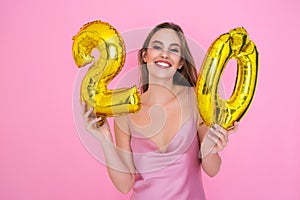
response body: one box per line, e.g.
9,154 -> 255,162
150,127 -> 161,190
144,82 -> 178,106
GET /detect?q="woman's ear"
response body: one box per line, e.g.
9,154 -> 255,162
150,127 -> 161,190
142,51 -> 147,63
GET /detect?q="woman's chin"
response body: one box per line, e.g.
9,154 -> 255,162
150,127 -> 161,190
149,67 -> 176,79
149,74 -> 175,84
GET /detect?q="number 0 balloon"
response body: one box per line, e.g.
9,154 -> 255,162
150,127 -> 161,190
72,20 -> 141,122
196,27 -> 259,129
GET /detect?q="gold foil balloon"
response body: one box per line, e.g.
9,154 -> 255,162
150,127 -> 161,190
196,27 -> 259,129
72,20 -> 141,121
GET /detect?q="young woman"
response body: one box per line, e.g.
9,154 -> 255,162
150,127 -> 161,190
82,22 -> 238,200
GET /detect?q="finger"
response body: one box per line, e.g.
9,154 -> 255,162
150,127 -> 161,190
233,121 -> 239,131
87,117 -> 105,132
84,106 -> 94,119
213,124 -> 227,135
210,125 -> 229,140
227,129 -> 235,135
212,127 -> 228,145
88,116 -> 103,127
227,122 -> 239,134
86,117 -> 101,131
224,134 -> 229,143
81,101 -> 87,116
215,139 -> 225,151
218,132 -> 228,146
207,131 -> 219,144
209,126 -> 223,138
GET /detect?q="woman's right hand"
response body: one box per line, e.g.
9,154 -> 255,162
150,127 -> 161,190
81,101 -> 112,141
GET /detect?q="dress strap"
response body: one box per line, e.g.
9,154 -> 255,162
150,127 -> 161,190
188,87 -> 193,116
127,114 -> 133,131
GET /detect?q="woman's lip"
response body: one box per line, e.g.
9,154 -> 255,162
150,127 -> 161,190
155,60 -> 172,68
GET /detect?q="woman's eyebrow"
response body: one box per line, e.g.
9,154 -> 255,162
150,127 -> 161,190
170,43 -> 181,48
151,40 -> 181,48
151,40 -> 163,45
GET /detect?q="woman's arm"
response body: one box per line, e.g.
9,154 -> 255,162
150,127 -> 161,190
81,102 -> 135,194
197,122 -> 238,177
190,88 -> 237,177
197,124 -> 222,177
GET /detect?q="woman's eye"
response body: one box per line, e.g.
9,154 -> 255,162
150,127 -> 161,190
153,45 -> 162,50
169,48 -> 179,53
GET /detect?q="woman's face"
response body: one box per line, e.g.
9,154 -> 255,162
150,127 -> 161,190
143,28 -> 183,81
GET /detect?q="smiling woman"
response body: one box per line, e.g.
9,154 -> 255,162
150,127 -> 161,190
138,23 -> 198,92
141,28 -> 184,85
81,22 -> 238,200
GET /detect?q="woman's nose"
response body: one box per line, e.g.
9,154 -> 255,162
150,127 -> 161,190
160,49 -> 169,58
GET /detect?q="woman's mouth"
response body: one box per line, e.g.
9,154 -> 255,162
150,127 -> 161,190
154,60 -> 172,68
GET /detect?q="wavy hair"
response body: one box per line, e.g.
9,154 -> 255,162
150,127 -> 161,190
138,22 -> 198,93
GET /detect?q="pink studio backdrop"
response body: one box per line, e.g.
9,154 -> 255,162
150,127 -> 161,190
1,0 -> 299,199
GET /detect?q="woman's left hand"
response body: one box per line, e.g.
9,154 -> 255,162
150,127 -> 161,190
206,122 -> 238,156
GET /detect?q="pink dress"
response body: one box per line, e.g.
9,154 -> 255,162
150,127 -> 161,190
128,89 -> 206,200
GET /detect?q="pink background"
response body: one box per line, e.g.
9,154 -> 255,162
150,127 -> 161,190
1,0 -> 299,199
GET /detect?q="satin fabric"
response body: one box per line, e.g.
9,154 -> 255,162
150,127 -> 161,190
129,89 -> 206,200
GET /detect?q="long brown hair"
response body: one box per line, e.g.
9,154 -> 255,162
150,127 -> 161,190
138,22 -> 198,93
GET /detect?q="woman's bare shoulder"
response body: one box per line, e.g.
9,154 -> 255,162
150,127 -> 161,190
173,85 -> 191,96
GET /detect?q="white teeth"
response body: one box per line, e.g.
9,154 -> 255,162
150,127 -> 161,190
156,62 -> 170,67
